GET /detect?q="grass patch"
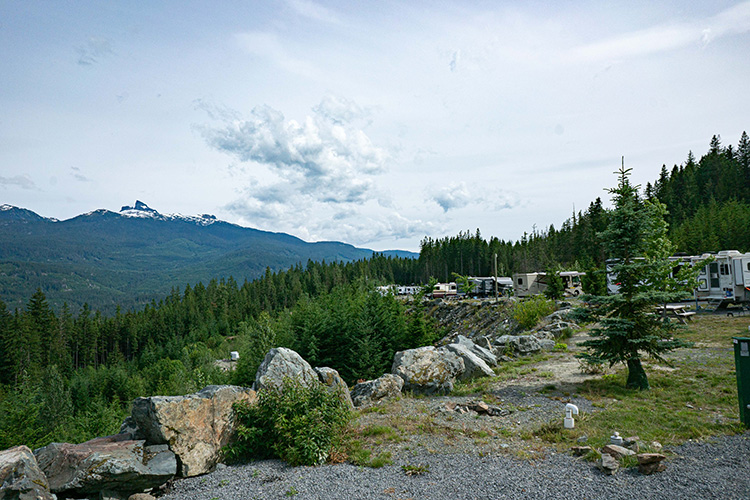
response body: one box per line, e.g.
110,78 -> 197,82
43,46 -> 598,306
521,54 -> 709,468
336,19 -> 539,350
533,316 -> 745,450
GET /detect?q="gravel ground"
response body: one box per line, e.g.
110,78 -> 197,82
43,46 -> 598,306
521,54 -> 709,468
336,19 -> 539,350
159,431 -> 750,500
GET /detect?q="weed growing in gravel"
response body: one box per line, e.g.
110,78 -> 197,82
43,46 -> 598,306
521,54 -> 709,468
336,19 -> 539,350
402,463 -> 430,475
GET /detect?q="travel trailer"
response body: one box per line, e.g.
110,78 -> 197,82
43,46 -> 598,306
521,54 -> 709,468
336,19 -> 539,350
431,282 -> 458,299
693,250 -> 750,305
607,250 -> 750,308
468,276 -> 514,298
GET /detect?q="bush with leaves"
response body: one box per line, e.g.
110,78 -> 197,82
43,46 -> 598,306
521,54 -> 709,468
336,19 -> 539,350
512,295 -> 555,330
226,378 -> 352,466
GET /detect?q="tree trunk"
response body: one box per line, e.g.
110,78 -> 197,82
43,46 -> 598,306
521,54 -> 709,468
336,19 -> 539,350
626,358 -> 650,390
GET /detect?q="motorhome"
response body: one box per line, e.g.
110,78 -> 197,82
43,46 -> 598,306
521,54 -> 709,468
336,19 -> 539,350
513,272 -> 585,298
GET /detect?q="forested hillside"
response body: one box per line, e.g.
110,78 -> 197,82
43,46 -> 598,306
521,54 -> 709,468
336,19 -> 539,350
0,202 -> 416,313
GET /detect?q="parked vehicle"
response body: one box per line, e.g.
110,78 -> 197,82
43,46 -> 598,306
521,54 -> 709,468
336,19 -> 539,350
606,250 -> 750,308
513,272 -> 585,298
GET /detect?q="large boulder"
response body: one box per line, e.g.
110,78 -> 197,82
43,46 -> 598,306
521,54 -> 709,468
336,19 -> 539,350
391,346 -> 464,395
314,367 -> 354,409
455,335 -> 497,366
130,385 -> 255,477
445,343 -> 495,380
493,335 -> 543,356
34,435 -> 175,497
253,347 -> 319,392
0,445 -> 55,500
350,374 -> 404,407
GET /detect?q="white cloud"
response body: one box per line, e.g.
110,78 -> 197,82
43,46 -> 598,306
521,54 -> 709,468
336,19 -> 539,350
75,37 -> 114,66
285,0 -> 342,25
0,175 -> 36,190
428,182 -> 520,213
569,2 -> 750,63
202,98 -> 387,205
201,96 -> 433,244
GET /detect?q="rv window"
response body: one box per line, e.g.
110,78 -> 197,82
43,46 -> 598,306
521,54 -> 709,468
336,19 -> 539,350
517,278 -> 523,285
699,267 -> 706,275
747,262 -> 750,272
720,264 -> 730,275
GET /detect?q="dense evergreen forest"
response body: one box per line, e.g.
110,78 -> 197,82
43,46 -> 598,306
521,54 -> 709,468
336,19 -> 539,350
1,132 -> 747,451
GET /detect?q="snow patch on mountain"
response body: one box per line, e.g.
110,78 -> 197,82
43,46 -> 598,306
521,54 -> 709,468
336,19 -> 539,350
119,200 -> 218,226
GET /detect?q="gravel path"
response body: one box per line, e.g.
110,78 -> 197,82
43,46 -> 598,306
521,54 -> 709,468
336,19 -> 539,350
160,431 -> 750,500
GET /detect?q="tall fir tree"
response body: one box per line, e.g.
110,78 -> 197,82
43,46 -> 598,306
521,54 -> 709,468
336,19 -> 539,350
578,164 -> 693,390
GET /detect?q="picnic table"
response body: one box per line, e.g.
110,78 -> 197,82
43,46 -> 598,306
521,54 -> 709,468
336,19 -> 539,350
654,304 -> 696,324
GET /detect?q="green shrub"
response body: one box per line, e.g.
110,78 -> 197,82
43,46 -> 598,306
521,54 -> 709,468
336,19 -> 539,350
513,295 -> 555,330
225,378 -> 352,466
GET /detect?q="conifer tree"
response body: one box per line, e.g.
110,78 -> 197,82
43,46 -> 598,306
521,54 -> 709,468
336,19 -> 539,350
578,163 -> 693,390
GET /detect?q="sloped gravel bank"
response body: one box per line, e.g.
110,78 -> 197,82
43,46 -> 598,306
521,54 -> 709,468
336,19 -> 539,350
159,431 -> 750,500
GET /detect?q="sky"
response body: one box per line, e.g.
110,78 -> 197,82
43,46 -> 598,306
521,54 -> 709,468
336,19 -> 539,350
2,1 -> 750,252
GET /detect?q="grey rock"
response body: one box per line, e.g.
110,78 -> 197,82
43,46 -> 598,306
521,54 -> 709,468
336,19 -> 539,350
455,335 -> 498,366
445,343 -> 495,380
538,338 -> 556,351
34,435 -> 175,496
392,346 -> 464,395
314,367 -> 354,409
253,347 -> 319,392
350,374 -> 404,407
128,494 -> 156,500
598,453 -> 619,475
118,416 -> 144,441
0,445 -> 55,500
494,335 -> 543,356
601,444 -> 636,459
131,385 -> 255,477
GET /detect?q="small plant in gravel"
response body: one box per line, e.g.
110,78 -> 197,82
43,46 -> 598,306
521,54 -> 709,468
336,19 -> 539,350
285,486 -> 299,496
402,463 -> 430,475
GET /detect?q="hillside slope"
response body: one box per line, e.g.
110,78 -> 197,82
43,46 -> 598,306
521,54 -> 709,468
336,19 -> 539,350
0,202 -> 415,313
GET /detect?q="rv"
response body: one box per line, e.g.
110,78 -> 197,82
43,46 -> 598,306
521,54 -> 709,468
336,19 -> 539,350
606,250 -> 750,308
693,250 -> 750,305
431,282 -> 458,299
513,272 -> 585,298
468,276 -> 514,298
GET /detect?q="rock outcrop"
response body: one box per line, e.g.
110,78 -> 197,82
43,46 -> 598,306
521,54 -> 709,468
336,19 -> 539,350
253,347 -> 319,392
130,385 -> 255,477
34,435 -> 175,498
392,346 -> 464,395
493,335 -> 543,356
350,374 -> 404,407
0,445 -> 55,500
445,343 -> 495,380
454,335 -> 497,366
314,367 -> 354,409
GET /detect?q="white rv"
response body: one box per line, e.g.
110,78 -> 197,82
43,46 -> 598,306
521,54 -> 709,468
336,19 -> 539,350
606,250 -> 750,307
513,272 -> 585,298
693,250 -> 750,304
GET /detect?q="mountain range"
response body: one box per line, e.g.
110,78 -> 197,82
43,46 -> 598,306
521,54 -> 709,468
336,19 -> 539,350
0,201 -> 416,313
